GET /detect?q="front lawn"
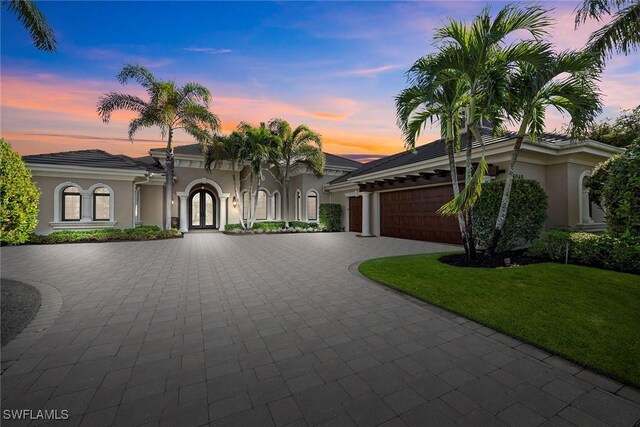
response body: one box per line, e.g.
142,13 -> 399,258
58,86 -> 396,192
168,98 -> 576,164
359,253 -> 640,387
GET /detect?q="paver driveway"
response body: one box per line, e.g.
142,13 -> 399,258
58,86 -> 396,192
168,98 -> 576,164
1,233 -> 639,427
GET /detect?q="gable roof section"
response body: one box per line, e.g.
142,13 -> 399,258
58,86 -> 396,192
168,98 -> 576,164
24,149 -> 154,172
329,129 -> 573,184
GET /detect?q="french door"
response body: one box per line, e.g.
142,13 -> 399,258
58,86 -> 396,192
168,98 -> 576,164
189,190 -> 216,229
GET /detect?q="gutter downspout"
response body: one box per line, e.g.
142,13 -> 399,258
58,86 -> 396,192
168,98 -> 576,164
133,173 -> 152,227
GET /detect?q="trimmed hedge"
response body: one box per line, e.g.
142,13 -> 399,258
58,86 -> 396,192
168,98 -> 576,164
28,225 -> 182,244
527,231 -> 640,274
1,140 -> 40,245
319,204 -> 342,232
472,178 -> 548,251
289,221 -> 318,229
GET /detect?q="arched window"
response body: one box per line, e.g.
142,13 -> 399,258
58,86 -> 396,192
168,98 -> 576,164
271,191 -> 280,220
295,190 -> 302,221
93,187 -> 111,221
255,190 -> 268,220
62,186 -> 81,221
306,190 -> 318,221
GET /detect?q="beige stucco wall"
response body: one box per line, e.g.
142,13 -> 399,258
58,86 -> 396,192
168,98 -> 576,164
139,184 -> 164,228
30,174 -> 135,234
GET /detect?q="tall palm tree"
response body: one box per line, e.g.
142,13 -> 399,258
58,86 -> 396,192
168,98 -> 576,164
267,119 -> 325,227
413,4 -> 553,257
575,0 -> 640,59
396,70 -> 472,254
485,51 -> 602,255
205,123 -> 280,228
3,0 -> 56,51
97,64 -> 220,229
203,132 -> 250,229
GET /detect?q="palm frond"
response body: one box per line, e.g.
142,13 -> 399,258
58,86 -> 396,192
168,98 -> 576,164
438,158 -> 488,215
6,0 -> 56,51
117,64 -> 157,90
586,1 -> 640,57
96,92 -> 148,123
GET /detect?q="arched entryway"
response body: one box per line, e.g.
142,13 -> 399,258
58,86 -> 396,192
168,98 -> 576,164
189,189 -> 217,229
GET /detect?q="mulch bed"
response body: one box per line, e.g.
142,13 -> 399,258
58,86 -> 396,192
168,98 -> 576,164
1,279 -> 41,347
439,250 -> 547,268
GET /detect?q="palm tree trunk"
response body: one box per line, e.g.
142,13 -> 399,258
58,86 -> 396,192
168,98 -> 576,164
464,128 -> 477,259
446,141 -> 470,255
284,176 -> 291,228
165,129 -> 174,230
232,171 -> 246,229
487,134 -> 525,255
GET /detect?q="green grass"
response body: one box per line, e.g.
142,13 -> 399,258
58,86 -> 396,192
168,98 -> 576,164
359,253 -> 640,387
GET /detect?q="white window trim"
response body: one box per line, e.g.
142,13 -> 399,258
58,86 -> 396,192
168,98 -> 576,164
51,182 -> 117,229
305,188 -> 319,222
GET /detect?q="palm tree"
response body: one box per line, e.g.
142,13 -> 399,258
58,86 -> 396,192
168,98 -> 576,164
203,133 -> 250,229
485,51 -> 602,255
97,64 -> 220,229
413,4 -> 553,257
396,69 -> 472,254
3,0 -> 56,51
575,0 -> 640,59
267,119 -> 325,227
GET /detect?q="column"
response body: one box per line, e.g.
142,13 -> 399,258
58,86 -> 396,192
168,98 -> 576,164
361,191 -> 371,236
177,192 -> 188,233
80,190 -> 92,222
219,193 -> 230,229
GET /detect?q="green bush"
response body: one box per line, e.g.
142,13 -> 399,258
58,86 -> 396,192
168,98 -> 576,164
28,227 -> 181,244
289,221 -> 318,229
586,138 -> 640,237
528,231 -> 640,274
472,178 -> 548,251
319,204 -> 342,232
0,140 -> 40,245
252,221 -> 285,230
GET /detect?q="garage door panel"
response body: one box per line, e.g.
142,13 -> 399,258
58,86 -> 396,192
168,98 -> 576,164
380,185 -> 462,244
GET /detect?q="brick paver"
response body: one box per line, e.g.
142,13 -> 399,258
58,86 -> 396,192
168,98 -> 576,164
1,233 -> 639,426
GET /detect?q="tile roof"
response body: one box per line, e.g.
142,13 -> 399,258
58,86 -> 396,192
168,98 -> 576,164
23,149 -> 154,172
155,143 -> 361,170
329,129 -> 573,185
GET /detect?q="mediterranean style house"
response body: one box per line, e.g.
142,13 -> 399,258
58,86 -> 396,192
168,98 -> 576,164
24,128 -> 622,244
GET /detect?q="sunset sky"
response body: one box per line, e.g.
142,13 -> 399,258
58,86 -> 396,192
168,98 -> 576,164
2,1 -> 639,162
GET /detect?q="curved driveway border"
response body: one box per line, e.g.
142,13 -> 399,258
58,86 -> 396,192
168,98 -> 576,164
1,278 -> 64,373
350,260 -> 640,408
1,233 -> 639,426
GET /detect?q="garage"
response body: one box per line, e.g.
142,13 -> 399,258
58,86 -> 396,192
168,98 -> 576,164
380,184 -> 463,244
348,196 -> 362,232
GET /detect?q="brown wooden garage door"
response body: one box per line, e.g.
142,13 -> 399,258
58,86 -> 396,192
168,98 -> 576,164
349,196 -> 362,232
380,185 -> 462,244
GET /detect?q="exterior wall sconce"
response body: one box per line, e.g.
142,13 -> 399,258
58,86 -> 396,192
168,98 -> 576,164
232,196 -> 237,208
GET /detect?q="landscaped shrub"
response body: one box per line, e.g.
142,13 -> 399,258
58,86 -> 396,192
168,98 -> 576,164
472,178 -> 548,251
28,226 -> 181,244
319,204 -> 342,232
252,221 -> 286,230
586,138 -> 640,237
527,231 -> 640,274
289,221 -> 318,229
0,140 -> 40,245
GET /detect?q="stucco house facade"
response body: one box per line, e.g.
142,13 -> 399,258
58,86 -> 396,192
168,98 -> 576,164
24,130 -> 622,244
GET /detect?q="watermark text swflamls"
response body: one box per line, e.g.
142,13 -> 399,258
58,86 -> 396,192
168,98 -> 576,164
3,409 -> 69,421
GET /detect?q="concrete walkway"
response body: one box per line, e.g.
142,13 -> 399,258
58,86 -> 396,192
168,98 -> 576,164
1,233 -> 639,426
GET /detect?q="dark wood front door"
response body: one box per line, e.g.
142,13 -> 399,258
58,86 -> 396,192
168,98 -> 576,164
189,189 -> 216,229
380,185 -> 462,244
349,196 -> 362,232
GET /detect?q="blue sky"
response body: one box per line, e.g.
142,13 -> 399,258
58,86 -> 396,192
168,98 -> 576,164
2,1 -> 638,160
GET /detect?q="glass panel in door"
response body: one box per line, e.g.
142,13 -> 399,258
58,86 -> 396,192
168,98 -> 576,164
205,193 -> 214,226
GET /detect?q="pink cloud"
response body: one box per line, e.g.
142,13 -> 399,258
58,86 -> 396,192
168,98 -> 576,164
337,65 -> 400,76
